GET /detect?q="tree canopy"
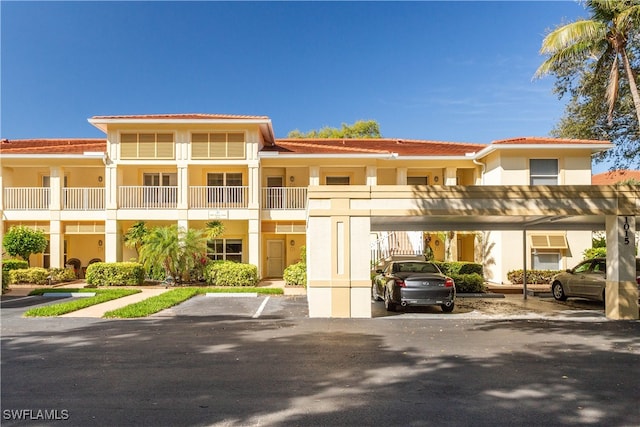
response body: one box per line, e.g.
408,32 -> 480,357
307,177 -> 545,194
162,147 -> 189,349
287,120 -> 382,139
3,226 -> 48,265
535,0 -> 640,169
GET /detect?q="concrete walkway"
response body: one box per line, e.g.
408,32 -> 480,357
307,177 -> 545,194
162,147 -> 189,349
61,288 -> 171,318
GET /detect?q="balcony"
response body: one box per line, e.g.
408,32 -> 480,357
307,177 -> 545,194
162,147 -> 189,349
63,188 -> 105,210
261,187 -> 307,210
119,186 -> 178,209
3,187 -> 50,210
189,186 -> 248,209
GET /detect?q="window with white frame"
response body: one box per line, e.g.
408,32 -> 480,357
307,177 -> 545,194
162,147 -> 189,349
407,176 -> 429,185
326,176 -> 350,185
530,159 -> 558,185
532,251 -> 561,270
207,239 -> 242,262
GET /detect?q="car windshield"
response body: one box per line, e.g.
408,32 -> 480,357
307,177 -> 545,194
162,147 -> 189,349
394,262 -> 439,274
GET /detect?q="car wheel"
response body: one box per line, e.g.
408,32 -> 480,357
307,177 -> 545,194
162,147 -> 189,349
441,301 -> 455,313
552,282 -> 567,301
384,288 -> 397,312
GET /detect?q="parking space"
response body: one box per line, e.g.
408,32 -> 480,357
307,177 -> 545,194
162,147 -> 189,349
153,294 -> 310,319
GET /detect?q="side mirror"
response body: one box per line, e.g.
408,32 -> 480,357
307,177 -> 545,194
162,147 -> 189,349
375,269 -> 383,274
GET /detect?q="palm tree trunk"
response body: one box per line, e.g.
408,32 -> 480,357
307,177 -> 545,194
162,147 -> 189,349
621,49 -> 640,126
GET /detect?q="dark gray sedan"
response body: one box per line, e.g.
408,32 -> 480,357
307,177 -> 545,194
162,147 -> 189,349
372,261 -> 456,312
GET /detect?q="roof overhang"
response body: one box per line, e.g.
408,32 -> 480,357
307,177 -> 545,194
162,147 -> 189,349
471,143 -> 614,159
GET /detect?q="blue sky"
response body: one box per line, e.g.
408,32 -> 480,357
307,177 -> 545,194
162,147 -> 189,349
2,1 -> 603,166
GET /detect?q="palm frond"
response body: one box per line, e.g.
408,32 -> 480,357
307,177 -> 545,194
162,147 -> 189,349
535,40 -> 605,78
540,20 -> 608,54
614,4 -> 640,32
606,54 -> 620,123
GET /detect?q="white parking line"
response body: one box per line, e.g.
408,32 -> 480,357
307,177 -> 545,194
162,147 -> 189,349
252,296 -> 270,318
0,296 -> 36,304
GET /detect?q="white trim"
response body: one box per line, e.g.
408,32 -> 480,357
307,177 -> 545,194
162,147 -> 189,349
473,143 -> 613,159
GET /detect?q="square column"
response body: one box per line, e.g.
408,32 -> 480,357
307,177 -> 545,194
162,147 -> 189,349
307,209 -> 372,318
605,215 -> 638,320
49,220 -> 63,268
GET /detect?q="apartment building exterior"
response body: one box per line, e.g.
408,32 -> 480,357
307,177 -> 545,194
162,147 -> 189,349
0,113 -> 613,285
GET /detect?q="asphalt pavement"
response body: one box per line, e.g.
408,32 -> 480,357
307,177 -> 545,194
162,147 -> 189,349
1,294 -> 639,426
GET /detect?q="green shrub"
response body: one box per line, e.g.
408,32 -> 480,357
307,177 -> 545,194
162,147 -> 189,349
204,261 -> 259,286
2,259 -> 29,291
433,261 -> 484,278
283,262 -> 307,286
507,269 -> 561,285
49,268 -> 76,283
583,247 -> 606,259
85,262 -> 145,286
9,267 -> 49,285
449,273 -> 486,293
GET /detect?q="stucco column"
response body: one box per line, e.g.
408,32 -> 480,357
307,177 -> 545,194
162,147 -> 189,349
366,166 -> 377,186
248,218 -> 260,270
309,166 -> 320,186
306,190 -> 372,318
248,165 -> 259,209
177,165 -> 188,209
605,215 -> 639,320
49,166 -> 63,210
49,220 -> 63,268
105,216 -> 119,263
444,167 -> 457,186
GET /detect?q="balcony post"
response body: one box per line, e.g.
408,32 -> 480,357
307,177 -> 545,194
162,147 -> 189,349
177,166 -> 188,209
249,165 -> 259,209
49,166 -> 62,210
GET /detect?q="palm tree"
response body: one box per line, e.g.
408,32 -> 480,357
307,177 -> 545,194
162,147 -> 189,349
139,225 -> 208,284
123,221 -> 148,257
535,0 -> 640,125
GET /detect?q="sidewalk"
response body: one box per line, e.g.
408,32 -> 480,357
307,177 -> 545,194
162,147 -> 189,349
61,288 -> 171,318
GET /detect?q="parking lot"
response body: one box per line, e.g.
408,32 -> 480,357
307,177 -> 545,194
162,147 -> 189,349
2,291 -> 639,426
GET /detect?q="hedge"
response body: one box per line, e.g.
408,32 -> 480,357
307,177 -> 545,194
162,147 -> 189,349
450,273 -> 486,293
283,262 -> 306,286
85,262 -> 145,286
2,259 -> 29,291
433,261 -> 484,277
49,268 -> 77,283
9,267 -> 49,286
507,269 -> 562,285
204,261 -> 259,286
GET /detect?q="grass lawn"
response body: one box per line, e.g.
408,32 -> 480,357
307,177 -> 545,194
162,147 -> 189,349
103,286 -> 284,318
24,289 -> 141,317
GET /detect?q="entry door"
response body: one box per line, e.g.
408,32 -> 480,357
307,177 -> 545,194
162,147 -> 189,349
266,176 -> 284,209
266,240 -> 285,277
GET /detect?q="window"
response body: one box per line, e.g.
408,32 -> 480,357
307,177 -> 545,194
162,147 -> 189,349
532,252 -> 560,270
143,173 -> 177,204
530,159 -> 558,185
407,176 -> 429,185
326,176 -> 350,185
206,173 -> 243,205
121,133 -> 174,159
192,132 -> 245,159
207,239 -> 242,262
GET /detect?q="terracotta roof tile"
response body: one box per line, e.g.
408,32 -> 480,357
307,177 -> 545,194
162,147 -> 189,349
492,137 -> 609,145
90,113 -> 270,120
592,170 -> 640,185
0,139 -> 106,155
266,138 -> 486,156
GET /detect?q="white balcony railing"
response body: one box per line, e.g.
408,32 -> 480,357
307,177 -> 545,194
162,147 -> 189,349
3,187 -> 50,210
63,188 -> 105,210
189,186 -> 248,209
261,187 -> 307,210
119,186 -> 178,209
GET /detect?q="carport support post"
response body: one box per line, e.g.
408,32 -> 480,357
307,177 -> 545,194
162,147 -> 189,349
605,215 -> 639,320
522,229 -> 527,300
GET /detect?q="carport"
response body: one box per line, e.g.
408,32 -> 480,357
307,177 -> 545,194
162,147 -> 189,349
305,185 -> 639,319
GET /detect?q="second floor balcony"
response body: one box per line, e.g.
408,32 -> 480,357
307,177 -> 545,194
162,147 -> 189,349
3,186 -> 309,211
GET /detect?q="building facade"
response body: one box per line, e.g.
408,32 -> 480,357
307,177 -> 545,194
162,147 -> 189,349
0,114 -> 613,284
